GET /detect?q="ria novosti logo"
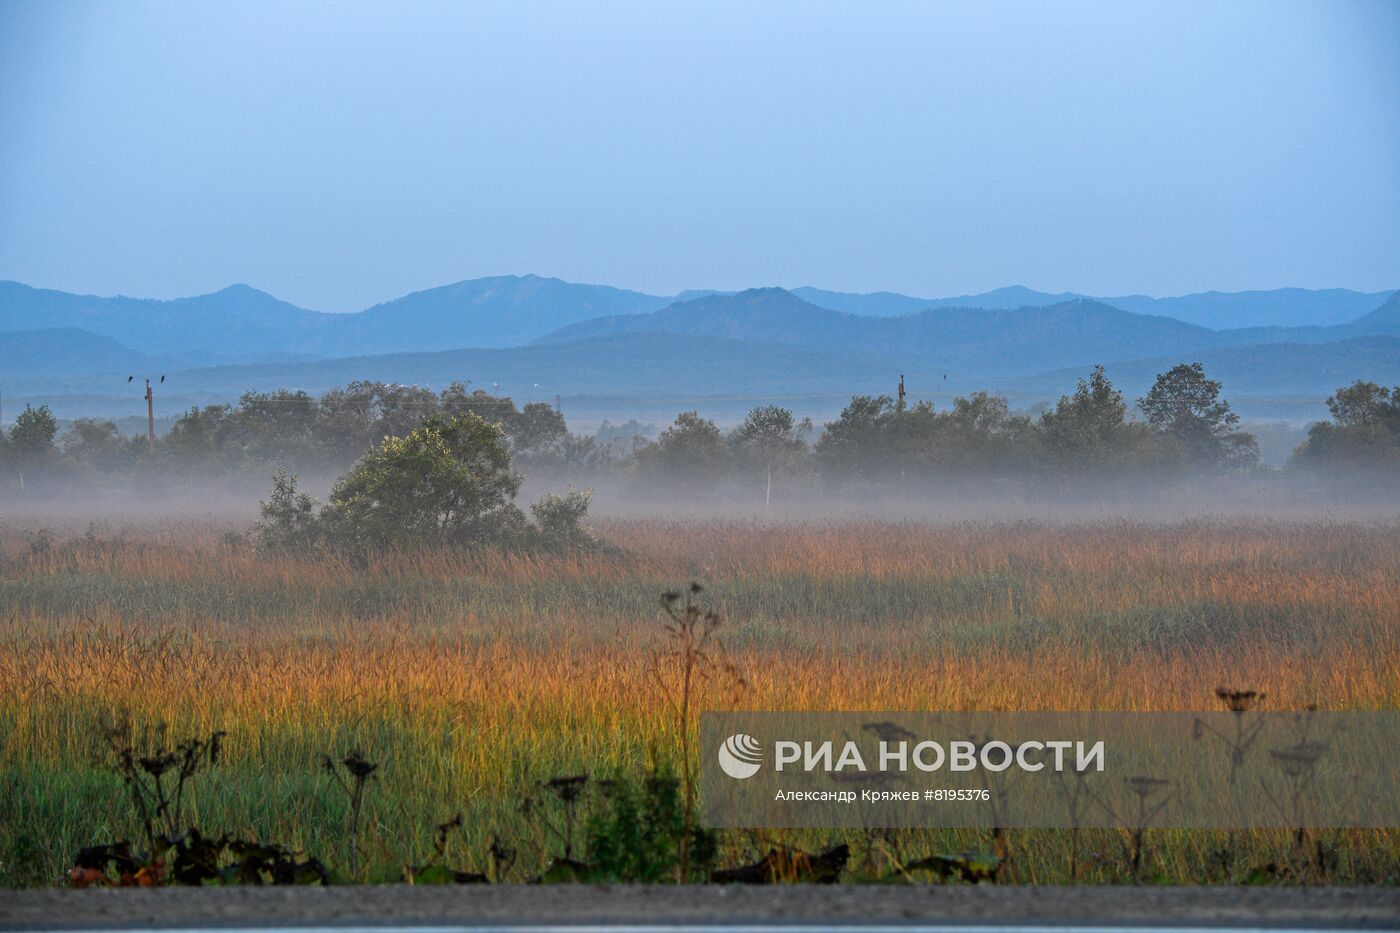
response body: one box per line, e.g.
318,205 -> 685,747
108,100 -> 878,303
717,733 -> 763,779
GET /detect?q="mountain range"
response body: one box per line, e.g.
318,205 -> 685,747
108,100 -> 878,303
2,276 -> 1396,422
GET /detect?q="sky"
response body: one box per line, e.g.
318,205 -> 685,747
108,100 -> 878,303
0,0 -> 1397,312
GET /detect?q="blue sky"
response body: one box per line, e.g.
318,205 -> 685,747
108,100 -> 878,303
1,0 -> 1397,312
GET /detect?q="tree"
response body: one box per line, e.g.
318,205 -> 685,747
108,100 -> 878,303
1325,381 -> 1399,430
1039,366 -> 1149,472
938,392 -> 1035,473
9,404 -> 58,458
814,395 -> 899,481
634,411 -> 731,489
509,402 -> 568,460
61,418 -> 132,470
729,406 -> 810,506
164,404 -> 232,466
1291,381 -> 1400,474
320,414 -> 526,553
1138,363 -> 1258,471
437,381 -> 517,428
225,390 -> 322,467
317,381 -> 440,463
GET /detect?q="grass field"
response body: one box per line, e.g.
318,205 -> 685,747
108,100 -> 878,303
1,518 -> 1398,886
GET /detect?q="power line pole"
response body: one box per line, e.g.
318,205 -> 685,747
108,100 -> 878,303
897,374 -> 906,413
145,379 -> 156,446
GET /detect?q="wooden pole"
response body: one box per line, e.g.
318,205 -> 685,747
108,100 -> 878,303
145,379 -> 155,446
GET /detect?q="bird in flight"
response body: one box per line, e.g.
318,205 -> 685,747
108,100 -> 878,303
127,375 -> 133,382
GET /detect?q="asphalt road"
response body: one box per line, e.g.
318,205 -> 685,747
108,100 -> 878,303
1,885 -> 1398,931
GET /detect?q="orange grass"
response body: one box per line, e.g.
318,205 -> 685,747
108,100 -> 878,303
1,518 -> 1397,884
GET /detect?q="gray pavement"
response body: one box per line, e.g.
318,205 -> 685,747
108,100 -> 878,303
1,885 -> 1397,931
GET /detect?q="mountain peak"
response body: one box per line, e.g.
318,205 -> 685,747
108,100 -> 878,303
733,286 -> 800,300
207,283 -> 280,302
1354,290 -> 1400,325
677,286 -> 805,305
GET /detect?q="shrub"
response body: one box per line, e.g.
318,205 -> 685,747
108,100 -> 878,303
529,488 -> 593,551
252,415 -> 594,556
253,469 -> 322,553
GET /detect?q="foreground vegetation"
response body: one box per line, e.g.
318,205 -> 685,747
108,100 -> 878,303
1,519 -> 1397,886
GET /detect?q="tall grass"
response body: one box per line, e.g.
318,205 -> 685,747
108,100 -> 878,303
1,519 -> 1397,884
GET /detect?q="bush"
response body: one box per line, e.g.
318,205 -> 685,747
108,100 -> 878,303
529,488 -> 593,551
252,415 -> 594,556
253,469 -> 322,553
319,414 -> 526,553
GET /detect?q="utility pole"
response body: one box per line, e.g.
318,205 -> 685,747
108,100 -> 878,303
897,374 -> 906,413
145,379 -> 156,446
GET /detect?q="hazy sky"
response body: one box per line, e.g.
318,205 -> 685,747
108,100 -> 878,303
1,1 -> 1397,311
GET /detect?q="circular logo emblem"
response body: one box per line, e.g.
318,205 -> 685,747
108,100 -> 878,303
717,733 -> 763,779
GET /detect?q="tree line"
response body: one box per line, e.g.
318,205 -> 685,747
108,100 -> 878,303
1,366 -> 1397,500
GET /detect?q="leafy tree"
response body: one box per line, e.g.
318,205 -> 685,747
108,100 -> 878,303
1291,380 -> 1400,473
814,395 -> 900,480
510,402 -> 568,460
320,414 -> 526,553
729,405 -> 810,503
9,404 -> 58,458
225,390 -> 322,466
937,392 -> 1035,472
1039,366 -> 1150,472
61,418 -> 133,470
634,411 -> 731,488
547,433 -> 617,477
1138,362 -> 1258,471
815,392 -> 1036,485
1324,380 -> 1399,430
437,381 -> 517,428
317,381 -> 439,462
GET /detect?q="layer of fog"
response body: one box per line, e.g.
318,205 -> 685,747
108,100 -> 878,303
3,470 -> 1397,541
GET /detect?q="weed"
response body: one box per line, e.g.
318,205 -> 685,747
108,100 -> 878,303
320,749 -> 378,880
648,582 -> 745,879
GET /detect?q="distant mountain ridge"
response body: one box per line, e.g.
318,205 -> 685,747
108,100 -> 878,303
335,275 -> 671,350
3,276 -> 1393,362
664,284 -> 1396,326
533,287 -> 1400,378
0,275 -> 673,359
0,281 -> 333,359
0,328 -> 223,378
4,277 -> 1398,419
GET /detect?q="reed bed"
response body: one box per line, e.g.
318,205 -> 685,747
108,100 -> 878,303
1,518 -> 1397,885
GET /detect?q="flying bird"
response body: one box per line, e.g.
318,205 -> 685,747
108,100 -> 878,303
127,375 -> 133,382
160,375 -> 165,383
